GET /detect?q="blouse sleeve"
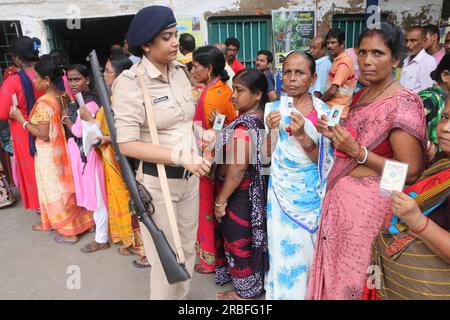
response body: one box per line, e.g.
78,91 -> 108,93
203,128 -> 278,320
30,102 -> 51,124
391,93 -> 427,150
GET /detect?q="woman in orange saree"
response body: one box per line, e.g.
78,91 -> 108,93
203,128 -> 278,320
191,46 -> 237,273
9,59 -> 94,244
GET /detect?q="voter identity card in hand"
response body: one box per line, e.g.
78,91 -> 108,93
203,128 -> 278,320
75,92 -> 85,107
213,113 -> 226,131
12,94 -> 18,107
327,105 -> 344,127
380,160 -> 409,195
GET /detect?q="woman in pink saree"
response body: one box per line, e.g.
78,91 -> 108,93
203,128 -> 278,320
307,22 -> 427,300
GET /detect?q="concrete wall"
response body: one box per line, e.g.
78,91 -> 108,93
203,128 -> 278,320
0,0 -> 444,53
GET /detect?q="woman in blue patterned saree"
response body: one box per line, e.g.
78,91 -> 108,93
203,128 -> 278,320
264,51 -> 334,300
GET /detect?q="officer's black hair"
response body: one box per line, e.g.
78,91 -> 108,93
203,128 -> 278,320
129,46 -> 144,58
233,68 -> 268,110
193,45 -> 230,83
225,37 -> 240,50
180,33 -> 196,52
357,22 -> 406,60
12,36 -> 40,63
257,50 -> 274,64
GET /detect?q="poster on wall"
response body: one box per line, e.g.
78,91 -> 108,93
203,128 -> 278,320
176,16 -> 204,59
271,9 -> 315,95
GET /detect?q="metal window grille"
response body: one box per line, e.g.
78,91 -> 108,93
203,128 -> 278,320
208,16 -> 272,68
0,21 -> 22,76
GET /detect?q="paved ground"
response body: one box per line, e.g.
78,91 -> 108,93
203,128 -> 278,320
0,188 -> 236,300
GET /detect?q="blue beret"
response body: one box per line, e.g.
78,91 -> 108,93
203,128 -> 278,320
127,6 -> 177,47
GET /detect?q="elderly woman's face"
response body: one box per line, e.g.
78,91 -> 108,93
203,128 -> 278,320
143,27 -> 179,64
281,53 -> 315,97
437,100 -> 450,155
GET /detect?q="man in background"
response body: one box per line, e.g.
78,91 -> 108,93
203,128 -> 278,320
178,33 -> 195,71
424,24 -> 445,64
321,28 -> 356,119
214,43 -> 234,88
308,36 -> 332,98
225,37 -> 245,74
444,31 -> 450,55
400,26 -> 437,93
255,50 -> 278,102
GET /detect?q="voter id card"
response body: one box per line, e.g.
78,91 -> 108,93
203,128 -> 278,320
75,92 -> 85,107
213,113 -> 226,131
327,105 -> 344,127
12,94 -> 18,107
279,95 -> 294,116
380,160 -> 409,195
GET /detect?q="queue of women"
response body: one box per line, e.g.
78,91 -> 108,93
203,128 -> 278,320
1,5 -> 450,300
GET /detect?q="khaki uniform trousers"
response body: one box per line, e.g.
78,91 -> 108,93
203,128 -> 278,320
139,173 -> 199,300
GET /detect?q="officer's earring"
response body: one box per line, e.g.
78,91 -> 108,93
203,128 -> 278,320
207,73 -> 211,82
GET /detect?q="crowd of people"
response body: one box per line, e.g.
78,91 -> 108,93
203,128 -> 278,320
0,4 -> 450,300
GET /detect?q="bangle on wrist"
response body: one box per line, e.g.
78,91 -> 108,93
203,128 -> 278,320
61,115 -> 70,124
214,199 -> 227,208
354,145 -> 363,160
356,146 -> 369,164
410,216 -> 429,235
22,120 -> 30,130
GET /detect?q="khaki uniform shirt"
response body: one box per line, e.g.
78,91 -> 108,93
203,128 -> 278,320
111,56 -> 196,155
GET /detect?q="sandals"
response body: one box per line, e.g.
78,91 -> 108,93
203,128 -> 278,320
132,256 -> 151,268
32,222 -> 49,232
53,234 -> 78,245
117,247 -> 140,256
215,290 -> 253,300
80,241 -> 110,253
194,263 -> 214,274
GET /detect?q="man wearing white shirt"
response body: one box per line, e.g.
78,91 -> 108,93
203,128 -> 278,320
214,43 -> 235,88
400,26 -> 437,93
308,36 -> 332,98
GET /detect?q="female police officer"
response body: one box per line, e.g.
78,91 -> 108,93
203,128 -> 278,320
111,5 -> 212,300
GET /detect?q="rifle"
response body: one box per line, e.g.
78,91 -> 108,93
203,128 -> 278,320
87,50 -> 190,284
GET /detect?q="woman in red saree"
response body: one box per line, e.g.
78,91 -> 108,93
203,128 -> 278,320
0,37 -> 43,213
9,59 -> 94,243
307,23 -> 427,300
191,45 -> 237,273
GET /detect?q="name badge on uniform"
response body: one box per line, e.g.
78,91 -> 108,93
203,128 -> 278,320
153,96 -> 169,104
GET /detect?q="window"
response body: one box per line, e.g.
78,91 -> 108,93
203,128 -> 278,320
208,16 -> 272,68
0,21 -> 22,76
332,14 -> 388,49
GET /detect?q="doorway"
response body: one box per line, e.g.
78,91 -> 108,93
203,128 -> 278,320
45,15 -> 134,68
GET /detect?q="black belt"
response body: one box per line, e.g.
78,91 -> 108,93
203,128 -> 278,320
142,162 -> 193,179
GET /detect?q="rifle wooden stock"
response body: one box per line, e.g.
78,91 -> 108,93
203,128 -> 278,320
87,50 -> 190,284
